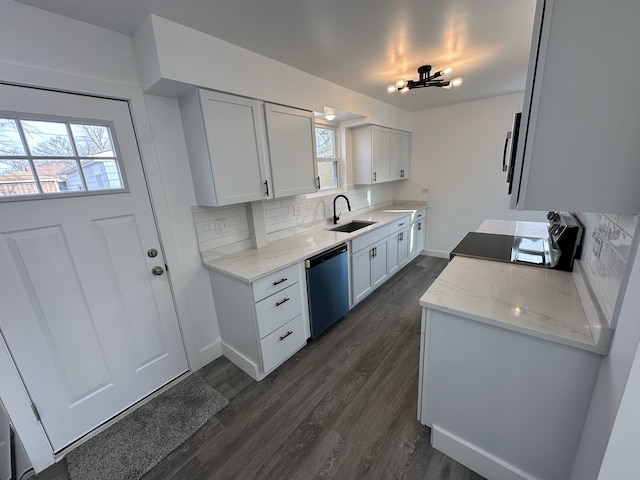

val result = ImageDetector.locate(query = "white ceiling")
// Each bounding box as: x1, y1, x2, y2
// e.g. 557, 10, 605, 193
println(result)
15, 0, 537, 112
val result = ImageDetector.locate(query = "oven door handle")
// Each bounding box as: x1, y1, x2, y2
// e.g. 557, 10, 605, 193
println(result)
502, 131, 512, 172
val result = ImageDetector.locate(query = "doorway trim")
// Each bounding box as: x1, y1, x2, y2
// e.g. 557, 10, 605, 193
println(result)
0, 62, 217, 472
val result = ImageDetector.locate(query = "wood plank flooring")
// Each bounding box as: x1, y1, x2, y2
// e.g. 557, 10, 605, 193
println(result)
38, 255, 484, 480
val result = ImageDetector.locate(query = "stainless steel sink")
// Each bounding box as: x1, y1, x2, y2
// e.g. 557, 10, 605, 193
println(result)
329, 220, 376, 233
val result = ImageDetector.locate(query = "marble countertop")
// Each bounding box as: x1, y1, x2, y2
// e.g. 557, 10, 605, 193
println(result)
202, 203, 426, 282
477, 219, 549, 238
420, 256, 607, 355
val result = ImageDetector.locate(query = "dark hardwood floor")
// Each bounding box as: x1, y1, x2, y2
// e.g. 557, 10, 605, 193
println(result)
38, 255, 484, 480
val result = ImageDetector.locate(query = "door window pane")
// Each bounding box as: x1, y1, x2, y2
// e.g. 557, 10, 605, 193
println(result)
71, 124, 113, 156
0, 119, 26, 155
81, 159, 123, 191
0, 159, 38, 196
21, 120, 74, 156
33, 160, 84, 193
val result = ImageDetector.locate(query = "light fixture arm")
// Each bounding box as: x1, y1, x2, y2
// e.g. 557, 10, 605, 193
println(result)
387, 65, 461, 93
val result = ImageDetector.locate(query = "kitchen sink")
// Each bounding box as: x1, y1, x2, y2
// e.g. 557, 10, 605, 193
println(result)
329, 220, 377, 233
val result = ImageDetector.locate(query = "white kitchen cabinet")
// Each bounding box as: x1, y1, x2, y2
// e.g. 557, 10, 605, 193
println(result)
352, 125, 411, 184
351, 227, 389, 305
264, 103, 319, 198
511, 0, 640, 213
208, 263, 307, 380
419, 307, 602, 480
386, 215, 412, 276
179, 89, 271, 206
409, 208, 426, 260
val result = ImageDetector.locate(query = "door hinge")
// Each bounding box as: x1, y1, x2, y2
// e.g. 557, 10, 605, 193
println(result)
31, 403, 41, 422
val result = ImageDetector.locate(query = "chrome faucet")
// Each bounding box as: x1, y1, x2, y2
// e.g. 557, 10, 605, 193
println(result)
332, 194, 351, 224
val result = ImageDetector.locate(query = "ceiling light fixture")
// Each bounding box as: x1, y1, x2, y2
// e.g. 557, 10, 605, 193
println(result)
387, 65, 462, 93
324, 113, 337, 121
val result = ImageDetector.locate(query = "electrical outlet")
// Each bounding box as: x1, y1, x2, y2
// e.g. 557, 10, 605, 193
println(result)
214, 219, 228, 234
293, 205, 301, 216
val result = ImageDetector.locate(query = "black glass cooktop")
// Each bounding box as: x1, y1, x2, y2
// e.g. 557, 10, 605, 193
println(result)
450, 232, 515, 262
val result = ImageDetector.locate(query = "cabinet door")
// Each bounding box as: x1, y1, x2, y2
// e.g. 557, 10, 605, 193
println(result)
371, 240, 388, 289
352, 247, 373, 304
397, 228, 410, 268
195, 90, 269, 206
389, 130, 402, 181
387, 233, 399, 276
411, 220, 426, 260
400, 132, 411, 179
264, 103, 318, 198
512, 0, 640, 213
371, 127, 391, 183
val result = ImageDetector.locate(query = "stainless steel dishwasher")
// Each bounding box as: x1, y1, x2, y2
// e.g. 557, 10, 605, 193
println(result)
305, 243, 350, 338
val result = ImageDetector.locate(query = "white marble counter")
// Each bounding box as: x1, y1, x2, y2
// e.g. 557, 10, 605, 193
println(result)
419, 256, 607, 354
202, 204, 426, 282
477, 219, 549, 238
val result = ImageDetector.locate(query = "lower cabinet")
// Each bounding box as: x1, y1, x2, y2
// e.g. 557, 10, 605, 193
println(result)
209, 263, 307, 380
409, 208, 426, 260
352, 238, 388, 305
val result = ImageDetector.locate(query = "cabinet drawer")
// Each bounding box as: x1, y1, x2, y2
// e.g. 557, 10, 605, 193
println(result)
388, 215, 411, 235
411, 208, 427, 223
351, 225, 389, 253
260, 315, 306, 373
252, 263, 300, 301
255, 283, 303, 339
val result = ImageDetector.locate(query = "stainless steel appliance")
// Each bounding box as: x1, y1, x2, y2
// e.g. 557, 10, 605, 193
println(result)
305, 244, 350, 338
450, 212, 583, 271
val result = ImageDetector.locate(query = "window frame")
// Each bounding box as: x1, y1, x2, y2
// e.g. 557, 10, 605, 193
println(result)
313, 121, 341, 193
0, 111, 129, 203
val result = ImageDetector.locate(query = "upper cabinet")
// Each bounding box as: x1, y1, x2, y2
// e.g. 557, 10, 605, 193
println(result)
264, 103, 319, 198
180, 89, 271, 206
352, 125, 411, 184
511, 0, 640, 213
180, 90, 318, 207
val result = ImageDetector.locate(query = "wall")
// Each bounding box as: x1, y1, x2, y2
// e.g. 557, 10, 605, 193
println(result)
575, 213, 638, 325
192, 183, 393, 256
570, 229, 640, 480
394, 93, 546, 257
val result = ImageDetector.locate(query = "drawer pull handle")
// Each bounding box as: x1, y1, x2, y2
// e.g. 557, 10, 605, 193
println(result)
398, 223, 405, 226
279, 331, 293, 341
275, 297, 290, 307
273, 278, 288, 286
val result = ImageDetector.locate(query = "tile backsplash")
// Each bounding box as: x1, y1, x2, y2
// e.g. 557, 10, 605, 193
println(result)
192, 183, 394, 255
576, 213, 638, 324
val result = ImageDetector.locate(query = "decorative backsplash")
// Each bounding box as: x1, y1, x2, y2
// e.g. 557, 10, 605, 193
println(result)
576, 213, 638, 323
192, 183, 394, 255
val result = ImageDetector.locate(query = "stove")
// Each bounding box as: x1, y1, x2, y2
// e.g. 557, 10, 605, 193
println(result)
450, 212, 583, 271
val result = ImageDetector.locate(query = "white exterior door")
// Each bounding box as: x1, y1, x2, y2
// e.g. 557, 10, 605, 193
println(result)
0, 84, 188, 452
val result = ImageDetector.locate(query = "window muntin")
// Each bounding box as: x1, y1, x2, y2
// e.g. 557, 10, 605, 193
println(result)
315, 126, 339, 190
0, 116, 126, 200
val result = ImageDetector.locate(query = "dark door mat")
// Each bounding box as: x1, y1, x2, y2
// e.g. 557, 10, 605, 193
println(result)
66, 373, 228, 480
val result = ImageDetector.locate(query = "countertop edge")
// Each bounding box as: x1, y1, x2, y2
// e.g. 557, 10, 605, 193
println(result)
419, 299, 608, 355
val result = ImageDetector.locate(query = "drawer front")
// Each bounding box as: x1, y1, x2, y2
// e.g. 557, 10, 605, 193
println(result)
412, 208, 427, 223
388, 215, 412, 235
255, 283, 303, 338
351, 225, 389, 253
252, 263, 300, 302
260, 315, 306, 373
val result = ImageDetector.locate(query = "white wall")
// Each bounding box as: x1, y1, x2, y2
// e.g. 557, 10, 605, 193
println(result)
570, 229, 640, 480
394, 93, 546, 257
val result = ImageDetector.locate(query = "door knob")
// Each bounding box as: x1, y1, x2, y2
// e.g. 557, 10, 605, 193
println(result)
151, 266, 165, 276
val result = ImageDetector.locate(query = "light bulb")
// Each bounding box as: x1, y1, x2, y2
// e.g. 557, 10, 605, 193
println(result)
451, 77, 463, 87
443, 67, 453, 75
324, 113, 337, 121
396, 79, 407, 88
442, 84, 452, 90
400, 86, 410, 93
387, 84, 397, 93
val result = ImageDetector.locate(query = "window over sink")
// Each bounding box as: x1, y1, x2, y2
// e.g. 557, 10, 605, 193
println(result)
315, 124, 339, 190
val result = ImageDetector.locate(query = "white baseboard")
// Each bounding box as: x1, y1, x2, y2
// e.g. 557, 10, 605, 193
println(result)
220, 343, 262, 380
423, 249, 450, 259
431, 425, 539, 480
198, 339, 223, 367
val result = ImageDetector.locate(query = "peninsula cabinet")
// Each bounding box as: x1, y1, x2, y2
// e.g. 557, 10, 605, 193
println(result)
179, 89, 318, 207
180, 89, 271, 206
351, 125, 411, 184
511, 0, 640, 213
209, 263, 307, 380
